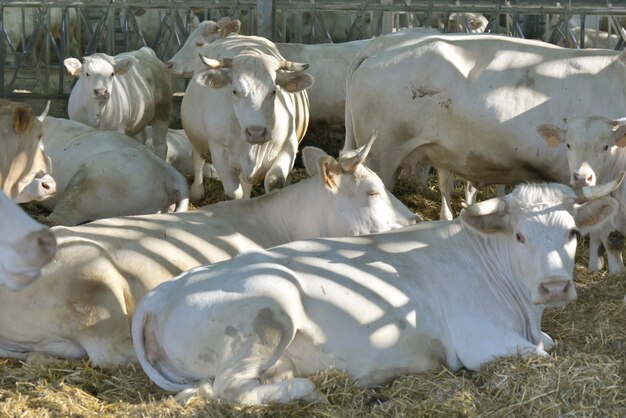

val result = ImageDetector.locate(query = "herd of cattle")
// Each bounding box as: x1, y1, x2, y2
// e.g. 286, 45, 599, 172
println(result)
3, 14, 626, 406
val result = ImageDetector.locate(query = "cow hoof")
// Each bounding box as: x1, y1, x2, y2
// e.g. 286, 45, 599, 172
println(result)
265, 173, 286, 193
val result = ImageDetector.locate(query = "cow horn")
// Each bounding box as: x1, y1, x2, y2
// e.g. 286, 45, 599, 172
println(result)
279, 60, 309, 72
576, 171, 625, 201
339, 130, 378, 172
199, 55, 232, 69
37, 100, 51, 122
466, 196, 507, 216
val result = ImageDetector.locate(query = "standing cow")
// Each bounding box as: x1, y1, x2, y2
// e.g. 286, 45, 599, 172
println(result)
537, 116, 626, 273
64, 47, 172, 160
0, 137, 418, 367
131, 181, 617, 405
0, 100, 56, 202
344, 33, 626, 220
36, 117, 189, 226
180, 34, 313, 201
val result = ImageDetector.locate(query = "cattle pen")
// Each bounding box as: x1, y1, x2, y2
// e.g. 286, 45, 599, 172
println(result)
5, 0, 626, 416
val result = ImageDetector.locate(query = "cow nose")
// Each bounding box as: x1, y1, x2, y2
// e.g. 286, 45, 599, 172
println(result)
94, 88, 109, 98
245, 126, 268, 144
573, 171, 594, 186
36, 229, 57, 262
538, 279, 573, 304
41, 175, 57, 195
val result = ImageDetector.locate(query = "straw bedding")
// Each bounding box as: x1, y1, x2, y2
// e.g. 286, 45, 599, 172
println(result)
12, 169, 626, 417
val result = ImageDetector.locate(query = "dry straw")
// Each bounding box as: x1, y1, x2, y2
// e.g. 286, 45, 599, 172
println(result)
11, 171, 626, 416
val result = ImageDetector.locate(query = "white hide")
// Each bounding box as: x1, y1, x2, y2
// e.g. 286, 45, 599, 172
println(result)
344, 33, 626, 221
0, 191, 56, 290
38, 117, 189, 226
131, 182, 616, 405
64, 47, 172, 160
0, 145, 417, 367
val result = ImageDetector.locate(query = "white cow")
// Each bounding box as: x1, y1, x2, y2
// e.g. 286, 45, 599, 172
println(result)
181, 34, 313, 202
37, 117, 189, 226
0, 191, 56, 290
344, 34, 626, 220
131, 181, 617, 405
64, 47, 172, 160
0, 138, 418, 367
0, 99, 56, 202
537, 116, 626, 273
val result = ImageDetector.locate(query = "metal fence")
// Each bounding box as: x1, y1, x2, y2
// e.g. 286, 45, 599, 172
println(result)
1, 0, 625, 98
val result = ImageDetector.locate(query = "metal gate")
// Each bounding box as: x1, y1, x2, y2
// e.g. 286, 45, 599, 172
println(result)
1, 0, 625, 98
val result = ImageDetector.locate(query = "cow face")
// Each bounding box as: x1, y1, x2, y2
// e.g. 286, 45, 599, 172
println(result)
0, 191, 56, 290
302, 131, 419, 236
0, 100, 54, 201
196, 54, 313, 144
166, 18, 241, 77
460, 183, 618, 307
538, 116, 626, 186
65, 54, 134, 106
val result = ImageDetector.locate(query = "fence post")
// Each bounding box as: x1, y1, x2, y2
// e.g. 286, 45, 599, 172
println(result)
257, 0, 274, 40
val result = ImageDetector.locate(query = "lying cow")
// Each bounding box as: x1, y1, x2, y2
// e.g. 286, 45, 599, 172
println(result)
37, 117, 189, 226
64, 47, 172, 160
538, 116, 626, 273
179, 34, 313, 202
0, 136, 418, 367
0, 191, 56, 290
0, 99, 56, 202
344, 33, 626, 220
131, 181, 617, 405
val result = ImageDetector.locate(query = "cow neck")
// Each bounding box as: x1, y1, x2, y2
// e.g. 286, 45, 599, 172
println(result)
459, 227, 544, 343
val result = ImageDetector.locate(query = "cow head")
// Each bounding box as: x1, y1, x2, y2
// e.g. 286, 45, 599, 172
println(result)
302, 130, 420, 236
196, 53, 313, 144
459, 180, 619, 307
0, 191, 56, 290
0, 100, 55, 201
538, 116, 626, 187
65, 53, 135, 106
166, 18, 242, 78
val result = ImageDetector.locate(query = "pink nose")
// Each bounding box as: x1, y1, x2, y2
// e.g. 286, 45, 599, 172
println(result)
573, 171, 594, 186
538, 280, 572, 303
245, 126, 268, 144
41, 176, 56, 196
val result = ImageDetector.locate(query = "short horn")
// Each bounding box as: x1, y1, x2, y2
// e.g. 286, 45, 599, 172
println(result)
339, 130, 378, 172
279, 60, 309, 72
37, 100, 51, 122
466, 196, 506, 216
577, 171, 625, 201
200, 55, 232, 69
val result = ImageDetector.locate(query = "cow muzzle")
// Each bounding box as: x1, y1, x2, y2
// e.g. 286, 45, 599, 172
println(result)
245, 126, 269, 144
93, 88, 110, 100
533, 278, 577, 307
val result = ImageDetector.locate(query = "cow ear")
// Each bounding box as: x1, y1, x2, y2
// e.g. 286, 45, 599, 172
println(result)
574, 196, 618, 235
63, 58, 82, 77
195, 68, 231, 88
318, 156, 341, 191
302, 146, 329, 176
612, 121, 626, 148
221, 20, 241, 37
114, 58, 134, 75
12, 103, 34, 135
276, 71, 314, 93
537, 123, 565, 148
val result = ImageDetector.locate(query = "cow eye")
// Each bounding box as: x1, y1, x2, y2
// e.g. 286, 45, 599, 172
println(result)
195, 41, 204, 47
565, 143, 571, 149
368, 190, 381, 197
515, 232, 526, 244
603, 145, 609, 151
110, 72, 115, 77
232, 89, 238, 97
85, 72, 90, 77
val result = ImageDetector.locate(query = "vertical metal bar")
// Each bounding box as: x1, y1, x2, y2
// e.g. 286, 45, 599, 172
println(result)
257, 0, 274, 41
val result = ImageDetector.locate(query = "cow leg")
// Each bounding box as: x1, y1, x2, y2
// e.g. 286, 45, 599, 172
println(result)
465, 181, 477, 205
150, 120, 169, 161
233, 378, 320, 405
605, 230, 625, 273
264, 141, 297, 194
437, 168, 455, 220
209, 143, 246, 199
190, 149, 206, 203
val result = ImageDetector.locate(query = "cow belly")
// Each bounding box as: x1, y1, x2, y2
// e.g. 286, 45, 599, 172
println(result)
0, 339, 87, 359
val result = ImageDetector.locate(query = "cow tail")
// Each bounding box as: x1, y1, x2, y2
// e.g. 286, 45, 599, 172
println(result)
131, 304, 195, 392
